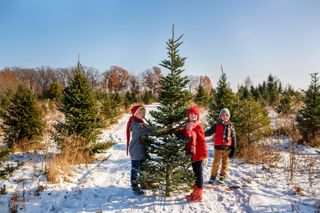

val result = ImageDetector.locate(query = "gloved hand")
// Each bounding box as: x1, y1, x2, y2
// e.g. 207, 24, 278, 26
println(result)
228, 148, 235, 158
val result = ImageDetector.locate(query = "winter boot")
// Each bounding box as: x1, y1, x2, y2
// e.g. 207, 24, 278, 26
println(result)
218, 176, 226, 184
208, 176, 216, 184
185, 185, 197, 199
187, 187, 203, 202
187, 187, 203, 203
132, 185, 144, 195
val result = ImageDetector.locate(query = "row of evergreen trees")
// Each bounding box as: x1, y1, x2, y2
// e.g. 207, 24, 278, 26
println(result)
0, 26, 319, 196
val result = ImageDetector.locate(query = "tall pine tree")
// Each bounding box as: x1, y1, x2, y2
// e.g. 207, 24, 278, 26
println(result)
54, 61, 101, 148
1, 84, 44, 148
296, 73, 320, 146
194, 84, 209, 107
233, 98, 271, 151
207, 67, 235, 124
140, 26, 193, 196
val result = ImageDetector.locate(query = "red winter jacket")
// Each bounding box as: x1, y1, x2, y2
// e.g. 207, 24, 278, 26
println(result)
184, 124, 208, 162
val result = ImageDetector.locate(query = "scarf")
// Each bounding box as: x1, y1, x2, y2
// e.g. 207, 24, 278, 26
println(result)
220, 120, 232, 143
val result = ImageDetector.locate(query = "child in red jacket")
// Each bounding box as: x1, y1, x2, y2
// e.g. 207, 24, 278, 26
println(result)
184, 105, 208, 202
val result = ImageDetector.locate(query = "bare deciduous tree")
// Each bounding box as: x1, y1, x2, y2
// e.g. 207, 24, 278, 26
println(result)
200, 75, 213, 95
142, 66, 162, 95
103, 66, 129, 93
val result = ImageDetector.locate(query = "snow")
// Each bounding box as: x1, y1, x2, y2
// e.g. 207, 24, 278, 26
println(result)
0, 103, 319, 212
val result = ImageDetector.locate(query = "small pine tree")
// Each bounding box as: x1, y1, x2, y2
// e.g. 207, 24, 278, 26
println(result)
266, 74, 280, 106
54, 61, 102, 148
296, 73, 320, 146
142, 90, 153, 104
42, 82, 63, 101
100, 93, 121, 126
140, 26, 193, 196
1, 84, 44, 148
0, 90, 14, 118
276, 93, 292, 115
207, 67, 235, 124
233, 98, 271, 152
194, 84, 209, 107
237, 85, 251, 100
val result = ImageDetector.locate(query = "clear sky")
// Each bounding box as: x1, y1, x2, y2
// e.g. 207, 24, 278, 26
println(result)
1, 0, 320, 90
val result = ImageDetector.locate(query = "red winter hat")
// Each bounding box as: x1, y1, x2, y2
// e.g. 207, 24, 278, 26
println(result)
187, 105, 201, 121
130, 105, 145, 116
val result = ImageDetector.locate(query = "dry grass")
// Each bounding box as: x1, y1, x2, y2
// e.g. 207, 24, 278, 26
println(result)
9, 190, 19, 213
47, 135, 94, 183
11, 138, 46, 153
47, 155, 72, 183
238, 141, 281, 166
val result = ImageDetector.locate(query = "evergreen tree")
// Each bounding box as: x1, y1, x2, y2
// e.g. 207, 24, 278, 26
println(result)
296, 73, 320, 146
142, 90, 153, 104
100, 92, 121, 126
207, 67, 235, 124
194, 84, 209, 107
42, 82, 63, 101
233, 98, 271, 151
276, 93, 292, 115
140, 26, 193, 196
1, 84, 44, 148
266, 74, 280, 106
237, 85, 251, 100
124, 91, 134, 110
0, 90, 14, 118
54, 61, 101, 147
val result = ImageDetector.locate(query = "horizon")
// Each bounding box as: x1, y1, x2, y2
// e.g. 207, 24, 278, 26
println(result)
1, 0, 320, 91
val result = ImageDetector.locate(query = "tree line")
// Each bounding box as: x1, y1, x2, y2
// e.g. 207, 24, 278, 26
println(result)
0, 28, 319, 195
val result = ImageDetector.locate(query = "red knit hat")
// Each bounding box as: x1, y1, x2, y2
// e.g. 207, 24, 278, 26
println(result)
126, 105, 145, 156
187, 105, 201, 121
130, 105, 145, 116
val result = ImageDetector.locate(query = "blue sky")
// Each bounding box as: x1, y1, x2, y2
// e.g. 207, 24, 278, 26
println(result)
1, 0, 320, 90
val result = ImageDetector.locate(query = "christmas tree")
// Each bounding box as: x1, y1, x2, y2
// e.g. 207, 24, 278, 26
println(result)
232, 98, 271, 151
296, 73, 320, 146
194, 84, 209, 107
1, 84, 44, 148
207, 67, 235, 124
140, 26, 193, 196
54, 60, 102, 148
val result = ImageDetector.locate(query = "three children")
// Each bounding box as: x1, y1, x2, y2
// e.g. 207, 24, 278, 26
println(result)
126, 104, 236, 200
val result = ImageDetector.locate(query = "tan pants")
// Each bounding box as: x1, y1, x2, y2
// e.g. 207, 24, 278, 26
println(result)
211, 149, 230, 177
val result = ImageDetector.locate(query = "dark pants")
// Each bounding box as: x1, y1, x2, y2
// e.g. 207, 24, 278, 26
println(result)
131, 160, 144, 187
192, 160, 203, 188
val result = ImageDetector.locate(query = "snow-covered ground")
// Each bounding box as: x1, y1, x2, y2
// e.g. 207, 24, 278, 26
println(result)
0, 103, 319, 212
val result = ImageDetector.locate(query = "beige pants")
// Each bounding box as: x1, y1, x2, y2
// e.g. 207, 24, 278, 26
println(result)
211, 149, 231, 177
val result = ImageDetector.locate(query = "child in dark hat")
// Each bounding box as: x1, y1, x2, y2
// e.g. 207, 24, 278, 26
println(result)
126, 105, 154, 195
205, 108, 236, 184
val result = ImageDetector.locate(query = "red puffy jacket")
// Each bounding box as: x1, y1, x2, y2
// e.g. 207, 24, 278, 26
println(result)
184, 124, 208, 162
